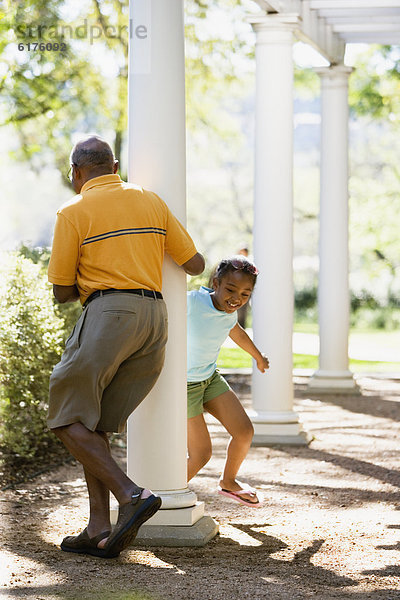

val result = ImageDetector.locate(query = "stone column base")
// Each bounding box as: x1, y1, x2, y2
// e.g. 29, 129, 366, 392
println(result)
152, 488, 197, 510
133, 516, 219, 547
308, 370, 361, 395
248, 410, 311, 446
110, 500, 219, 547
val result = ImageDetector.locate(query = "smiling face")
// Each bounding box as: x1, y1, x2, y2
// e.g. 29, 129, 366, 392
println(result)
211, 270, 255, 313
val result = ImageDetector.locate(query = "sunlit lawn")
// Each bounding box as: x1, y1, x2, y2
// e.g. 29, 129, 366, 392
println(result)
294, 323, 400, 350
217, 347, 400, 373
217, 325, 400, 372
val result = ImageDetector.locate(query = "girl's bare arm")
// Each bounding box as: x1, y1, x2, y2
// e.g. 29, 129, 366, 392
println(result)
228, 323, 269, 373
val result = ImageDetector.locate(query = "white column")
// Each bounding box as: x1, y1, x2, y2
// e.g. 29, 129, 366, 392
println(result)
123, 0, 218, 545
248, 15, 308, 445
308, 65, 359, 394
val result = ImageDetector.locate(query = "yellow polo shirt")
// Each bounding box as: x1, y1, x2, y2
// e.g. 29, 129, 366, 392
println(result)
48, 175, 197, 303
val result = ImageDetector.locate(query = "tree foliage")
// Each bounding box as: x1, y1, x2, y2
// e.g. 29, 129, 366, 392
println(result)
349, 45, 400, 122
0, 0, 128, 178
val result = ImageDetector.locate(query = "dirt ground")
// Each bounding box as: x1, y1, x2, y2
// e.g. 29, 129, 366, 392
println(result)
1, 374, 400, 600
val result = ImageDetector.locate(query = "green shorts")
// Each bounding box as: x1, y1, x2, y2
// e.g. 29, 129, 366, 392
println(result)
187, 370, 231, 419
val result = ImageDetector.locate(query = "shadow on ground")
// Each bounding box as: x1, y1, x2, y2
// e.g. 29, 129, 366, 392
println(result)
2, 522, 358, 600
3, 525, 400, 600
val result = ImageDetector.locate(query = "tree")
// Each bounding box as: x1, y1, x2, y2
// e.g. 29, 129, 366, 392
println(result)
346, 45, 400, 310
0, 0, 127, 178
349, 45, 400, 123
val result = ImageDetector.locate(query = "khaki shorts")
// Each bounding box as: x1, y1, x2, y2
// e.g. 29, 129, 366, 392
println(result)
187, 370, 230, 419
48, 293, 168, 433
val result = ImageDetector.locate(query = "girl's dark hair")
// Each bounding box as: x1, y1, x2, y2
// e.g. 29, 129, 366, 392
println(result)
214, 255, 259, 285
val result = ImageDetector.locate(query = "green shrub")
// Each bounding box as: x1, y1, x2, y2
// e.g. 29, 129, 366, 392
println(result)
0, 252, 67, 470
54, 299, 82, 344
18, 243, 82, 343
187, 269, 213, 291
18, 244, 51, 269
350, 306, 400, 330
351, 289, 380, 312
295, 287, 317, 310
294, 285, 400, 330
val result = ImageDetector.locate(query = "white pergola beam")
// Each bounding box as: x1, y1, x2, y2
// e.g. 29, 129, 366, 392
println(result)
318, 8, 400, 18
253, 0, 275, 10
253, 0, 282, 11
325, 15, 400, 25
254, 0, 301, 11
341, 32, 400, 42
299, 0, 345, 63
251, 0, 400, 63
334, 22, 400, 32
310, 0, 400, 9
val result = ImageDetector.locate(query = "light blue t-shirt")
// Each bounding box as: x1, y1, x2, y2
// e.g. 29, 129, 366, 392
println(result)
187, 286, 237, 382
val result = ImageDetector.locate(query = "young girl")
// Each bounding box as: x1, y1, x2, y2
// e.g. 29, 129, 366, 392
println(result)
187, 255, 269, 507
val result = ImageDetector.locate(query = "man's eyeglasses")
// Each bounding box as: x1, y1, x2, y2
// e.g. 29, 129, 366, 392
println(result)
67, 163, 77, 181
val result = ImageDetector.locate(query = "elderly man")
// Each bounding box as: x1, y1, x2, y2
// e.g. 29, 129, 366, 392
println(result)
47, 135, 204, 559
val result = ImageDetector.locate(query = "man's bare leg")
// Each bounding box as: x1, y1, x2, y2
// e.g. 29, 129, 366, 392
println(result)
84, 432, 111, 539
84, 466, 111, 536
54, 423, 152, 547
54, 422, 138, 503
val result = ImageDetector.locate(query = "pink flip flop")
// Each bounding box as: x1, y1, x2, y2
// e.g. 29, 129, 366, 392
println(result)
218, 486, 263, 508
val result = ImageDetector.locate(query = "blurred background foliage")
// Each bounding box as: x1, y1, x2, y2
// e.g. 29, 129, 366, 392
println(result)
1, 1, 399, 316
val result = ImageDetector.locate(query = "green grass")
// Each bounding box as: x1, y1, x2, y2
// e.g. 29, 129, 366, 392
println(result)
293, 323, 319, 334
217, 346, 400, 373
217, 347, 253, 369
294, 322, 400, 348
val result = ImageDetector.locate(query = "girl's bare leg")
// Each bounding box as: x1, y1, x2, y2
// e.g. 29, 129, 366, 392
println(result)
205, 390, 256, 503
187, 413, 212, 482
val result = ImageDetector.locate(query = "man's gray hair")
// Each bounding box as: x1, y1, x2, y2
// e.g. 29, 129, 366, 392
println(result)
70, 135, 115, 172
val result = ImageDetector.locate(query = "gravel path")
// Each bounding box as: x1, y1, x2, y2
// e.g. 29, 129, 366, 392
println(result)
1, 374, 400, 600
